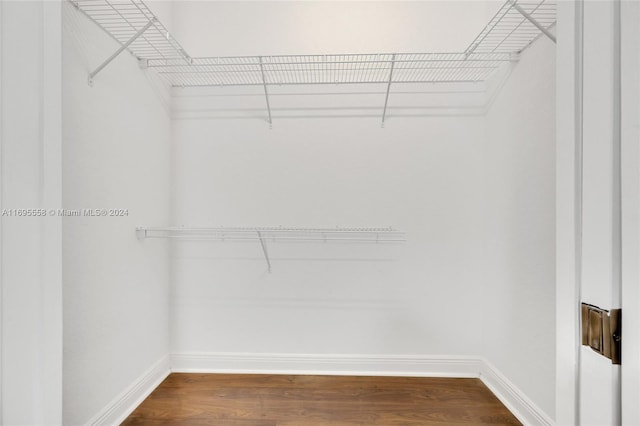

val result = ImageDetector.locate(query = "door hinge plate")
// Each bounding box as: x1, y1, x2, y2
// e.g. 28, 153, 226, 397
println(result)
581, 303, 621, 365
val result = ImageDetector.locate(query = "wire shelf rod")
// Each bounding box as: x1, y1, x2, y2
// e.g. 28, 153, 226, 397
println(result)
147, 59, 514, 69
155, 66, 503, 75
138, 226, 404, 233
146, 54, 515, 65
153, 80, 498, 88
139, 236, 407, 243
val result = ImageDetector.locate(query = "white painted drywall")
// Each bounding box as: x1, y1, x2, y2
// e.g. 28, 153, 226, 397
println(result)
483, 34, 556, 419
167, 0, 497, 360
170, 1, 494, 56
171, 113, 486, 356
146, 1, 174, 34
62, 3, 172, 424
168, 1, 557, 419
0, 1, 63, 424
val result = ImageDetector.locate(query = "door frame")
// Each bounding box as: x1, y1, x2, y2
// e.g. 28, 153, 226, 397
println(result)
556, 0, 640, 424
620, 1, 640, 424
556, 0, 582, 423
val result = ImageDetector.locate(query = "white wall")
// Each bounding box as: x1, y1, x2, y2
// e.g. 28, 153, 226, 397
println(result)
171, 1, 494, 56
171, 114, 486, 357
146, 1, 174, 34
483, 34, 556, 419
62, 3, 172, 424
168, 0, 495, 361
168, 4, 557, 421
0, 1, 63, 424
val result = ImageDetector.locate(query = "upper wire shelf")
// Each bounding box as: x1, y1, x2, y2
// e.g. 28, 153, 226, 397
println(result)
70, 0, 190, 63
466, 0, 557, 55
70, 0, 556, 124
146, 52, 515, 87
71, 0, 555, 87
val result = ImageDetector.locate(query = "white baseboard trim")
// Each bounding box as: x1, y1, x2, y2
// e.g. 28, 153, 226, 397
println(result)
479, 359, 554, 426
170, 352, 482, 378
86, 355, 170, 426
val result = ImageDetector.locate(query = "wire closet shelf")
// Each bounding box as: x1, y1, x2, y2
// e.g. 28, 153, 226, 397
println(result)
71, 0, 553, 268
136, 227, 407, 272
136, 227, 406, 243
70, 0, 190, 62
71, 0, 556, 88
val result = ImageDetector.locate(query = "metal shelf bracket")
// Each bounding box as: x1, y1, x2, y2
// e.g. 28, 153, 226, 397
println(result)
257, 231, 272, 273
258, 57, 273, 128
508, 0, 556, 44
88, 17, 157, 86
381, 54, 396, 128
135, 227, 147, 239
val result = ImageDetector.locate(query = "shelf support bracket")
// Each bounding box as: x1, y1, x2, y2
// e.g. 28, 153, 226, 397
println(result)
508, 0, 556, 44
88, 18, 157, 86
381, 54, 396, 128
257, 231, 272, 273
258, 57, 273, 128
135, 227, 147, 239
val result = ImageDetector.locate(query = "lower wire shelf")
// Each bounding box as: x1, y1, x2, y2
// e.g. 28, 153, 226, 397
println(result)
136, 226, 406, 273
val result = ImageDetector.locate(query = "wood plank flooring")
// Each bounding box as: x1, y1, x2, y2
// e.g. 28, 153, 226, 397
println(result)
122, 373, 521, 425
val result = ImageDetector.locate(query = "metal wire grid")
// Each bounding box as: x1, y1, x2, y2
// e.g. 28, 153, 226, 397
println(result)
70, 0, 554, 87
466, 0, 557, 54
71, 0, 190, 62
145, 53, 514, 87
137, 226, 406, 243
136, 226, 405, 272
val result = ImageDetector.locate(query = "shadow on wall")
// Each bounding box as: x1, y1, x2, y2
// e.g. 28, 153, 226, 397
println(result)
169, 66, 515, 123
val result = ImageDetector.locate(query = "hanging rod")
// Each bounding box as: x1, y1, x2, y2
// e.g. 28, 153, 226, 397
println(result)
136, 226, 406, 273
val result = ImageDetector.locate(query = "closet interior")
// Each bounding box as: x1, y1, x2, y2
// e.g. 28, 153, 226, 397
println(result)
59, 0, 557, 424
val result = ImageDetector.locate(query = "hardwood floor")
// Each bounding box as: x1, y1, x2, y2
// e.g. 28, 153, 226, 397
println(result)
122, 373, 521, 425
